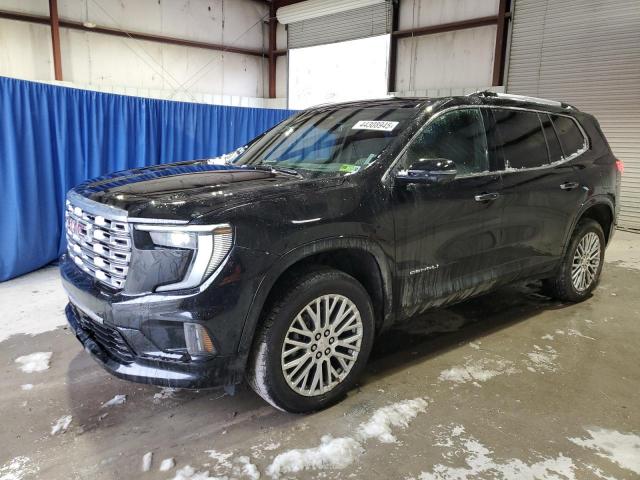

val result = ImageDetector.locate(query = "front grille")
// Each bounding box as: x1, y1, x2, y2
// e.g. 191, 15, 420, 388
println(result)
65, 198, 131, 289
75, 307, 135, 364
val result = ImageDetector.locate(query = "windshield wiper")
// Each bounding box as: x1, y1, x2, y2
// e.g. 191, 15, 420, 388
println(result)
247, 164, 302, 177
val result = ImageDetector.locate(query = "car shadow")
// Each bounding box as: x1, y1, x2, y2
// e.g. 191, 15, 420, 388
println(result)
364, 280, 571, 381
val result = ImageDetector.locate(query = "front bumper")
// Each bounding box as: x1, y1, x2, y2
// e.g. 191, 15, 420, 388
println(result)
65, 303, 244, 388
60, 250, 264, 389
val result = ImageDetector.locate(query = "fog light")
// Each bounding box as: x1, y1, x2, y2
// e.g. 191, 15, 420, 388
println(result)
184, 323, 215, 356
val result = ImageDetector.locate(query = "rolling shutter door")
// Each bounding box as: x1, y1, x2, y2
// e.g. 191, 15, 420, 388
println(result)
506, 0, 640, 230
279, 0, 393, 49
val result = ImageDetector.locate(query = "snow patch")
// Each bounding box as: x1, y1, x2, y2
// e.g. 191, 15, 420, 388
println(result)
566, 329, 595, 341
357, 397, 428, 443
15, 352, 52, 373
169, 465, 218, 480
411, 424, 576, 480
0, 456, 38, 480
569, 427, 640, 475
541, 334, 554, 341
20, 384, 34, 391
101, 394, 127, 408
439, 358, 516, 384
266, 435, 362, 478
153, 387, 178, 403
267, 398, 428, 478
142, 452, 153, 472
205, 450, 233, 470
51, 415, 72, 435
159, 458, 176, 472
524, 346, 558, 373
236, 456, 260, 480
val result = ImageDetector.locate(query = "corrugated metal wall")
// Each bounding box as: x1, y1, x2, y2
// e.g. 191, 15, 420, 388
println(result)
506, 0, 640, 230
288, 1, 392, 49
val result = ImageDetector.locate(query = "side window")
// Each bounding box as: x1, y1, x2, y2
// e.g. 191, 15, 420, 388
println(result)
492, 109, 549, 169
404, 108, 489, 175
540, 114, 564, 163
552, 115, 586, 157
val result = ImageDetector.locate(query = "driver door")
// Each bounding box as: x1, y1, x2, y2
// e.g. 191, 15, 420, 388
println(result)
391, 107, 504, 318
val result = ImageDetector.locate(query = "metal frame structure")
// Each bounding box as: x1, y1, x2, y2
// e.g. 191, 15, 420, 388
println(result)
1, 0, 512, 96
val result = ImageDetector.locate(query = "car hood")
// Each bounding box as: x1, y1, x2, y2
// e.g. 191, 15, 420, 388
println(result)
72, 160, 344, 221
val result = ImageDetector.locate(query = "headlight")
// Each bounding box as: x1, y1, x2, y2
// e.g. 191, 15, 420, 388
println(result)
136, 223, 233, 291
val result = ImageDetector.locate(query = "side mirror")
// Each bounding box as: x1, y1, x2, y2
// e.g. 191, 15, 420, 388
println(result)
395, 158, 457, 185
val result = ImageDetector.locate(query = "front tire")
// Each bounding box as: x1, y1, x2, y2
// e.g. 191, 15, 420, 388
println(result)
544, 218, 605, 302
247, 267, 375, 413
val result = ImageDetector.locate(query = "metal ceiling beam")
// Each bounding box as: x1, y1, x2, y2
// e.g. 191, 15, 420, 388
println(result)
0, 9, 267, 57
392, 14, 504, 39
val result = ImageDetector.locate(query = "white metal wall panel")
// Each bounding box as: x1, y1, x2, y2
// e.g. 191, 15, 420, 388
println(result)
287, 1, 392, 49
506, 0, 640, 230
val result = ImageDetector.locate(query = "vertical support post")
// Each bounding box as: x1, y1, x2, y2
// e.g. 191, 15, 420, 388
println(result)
49, 0, 63, 80
268, 2, 277, 98
387, 0, 400, 93
492, 0, 509, 86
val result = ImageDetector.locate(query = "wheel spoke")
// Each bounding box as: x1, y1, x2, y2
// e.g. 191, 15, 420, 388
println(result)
281, 293, 364, 397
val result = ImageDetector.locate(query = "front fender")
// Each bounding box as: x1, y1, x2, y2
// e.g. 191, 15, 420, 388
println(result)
235, 236, 394, 357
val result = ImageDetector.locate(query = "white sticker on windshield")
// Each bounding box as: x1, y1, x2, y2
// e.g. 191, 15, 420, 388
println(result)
352, 120, 399, 132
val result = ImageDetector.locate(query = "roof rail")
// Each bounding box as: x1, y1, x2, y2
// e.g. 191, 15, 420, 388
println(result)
470, 91, 578, 110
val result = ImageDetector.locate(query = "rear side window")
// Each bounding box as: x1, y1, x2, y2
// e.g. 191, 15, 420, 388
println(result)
552, 115, 586, 157
492, 109, 549, 169
540, 114, 564, 163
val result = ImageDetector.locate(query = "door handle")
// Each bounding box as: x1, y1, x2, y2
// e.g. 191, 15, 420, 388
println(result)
474, 192, 500, 202
560, 182, 579, 191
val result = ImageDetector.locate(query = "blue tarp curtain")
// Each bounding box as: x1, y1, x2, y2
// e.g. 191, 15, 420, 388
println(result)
0, 76, 295, 281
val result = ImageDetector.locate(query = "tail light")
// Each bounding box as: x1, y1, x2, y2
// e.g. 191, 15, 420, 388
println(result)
615, 159, 624, 174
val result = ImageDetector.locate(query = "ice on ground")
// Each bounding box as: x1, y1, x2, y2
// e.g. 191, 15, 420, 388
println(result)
439, 358, 517, 384
20, 384, 34, 391
266, 435, 363, 478
236, 456, 260, 480
142, 452, 153, 472
15, 352, 52, 373
170, 465, 219, 480
0, 456, 38, 480
412, 424, 576, 480
251, 442, 281, 459
469, 342, 481, 350
160, 458, 176, 472
525, 346, 558, 373
267, 398, 429, 478
357, 397, 428, 443
101, 394, 127, 408
153, 387, 178, 403
51, 415, 72, 435
205, 450, 233, 470
569, 427, 640, 474
566, 329, 595, 340
541, 334, 554, 341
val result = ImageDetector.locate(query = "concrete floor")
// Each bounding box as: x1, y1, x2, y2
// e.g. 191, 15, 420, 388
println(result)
1, 232, 639, 480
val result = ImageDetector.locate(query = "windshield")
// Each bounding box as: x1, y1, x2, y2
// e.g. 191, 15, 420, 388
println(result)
232, 105, 420, 176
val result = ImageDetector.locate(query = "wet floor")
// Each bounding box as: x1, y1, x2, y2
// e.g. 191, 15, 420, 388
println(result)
1, 232, 639, 479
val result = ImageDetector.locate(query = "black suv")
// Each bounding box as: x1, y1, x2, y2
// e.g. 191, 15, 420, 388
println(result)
60, 92, 621, 412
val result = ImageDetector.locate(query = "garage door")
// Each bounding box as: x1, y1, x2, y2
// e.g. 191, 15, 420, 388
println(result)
506, 0, 640, 230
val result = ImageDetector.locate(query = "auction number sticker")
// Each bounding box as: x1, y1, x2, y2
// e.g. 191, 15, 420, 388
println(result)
352, 120, 399, 132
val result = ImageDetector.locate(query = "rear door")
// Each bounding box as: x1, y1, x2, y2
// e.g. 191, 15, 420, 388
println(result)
391, 107, 504, 317
487, 107, 588, 277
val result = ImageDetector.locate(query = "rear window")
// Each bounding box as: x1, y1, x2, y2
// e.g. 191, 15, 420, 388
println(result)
492, 109, 549, 169
551, 115, 586, 157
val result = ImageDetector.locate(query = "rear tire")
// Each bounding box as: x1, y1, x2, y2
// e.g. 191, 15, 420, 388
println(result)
246, 267, 375, 413
543, 218, 605, 302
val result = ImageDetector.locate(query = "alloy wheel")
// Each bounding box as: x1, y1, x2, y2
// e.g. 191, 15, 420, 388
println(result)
571, 231, 601, 292
281, 294, 363, 396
